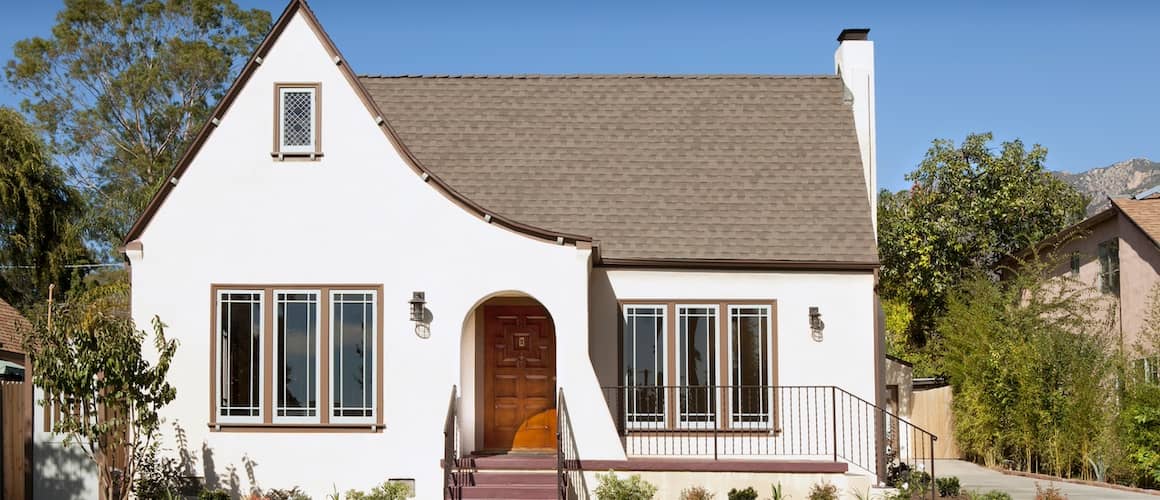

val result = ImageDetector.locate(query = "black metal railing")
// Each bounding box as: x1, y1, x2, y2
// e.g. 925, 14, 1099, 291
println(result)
443, 385, 464, 500
601, 385, 937, 498
557, 389, 587, 500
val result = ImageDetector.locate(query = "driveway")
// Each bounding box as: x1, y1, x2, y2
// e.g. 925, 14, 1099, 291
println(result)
936, 460, 1158, 500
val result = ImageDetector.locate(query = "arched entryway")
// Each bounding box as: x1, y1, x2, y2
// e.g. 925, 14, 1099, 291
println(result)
463, 293, 557, 453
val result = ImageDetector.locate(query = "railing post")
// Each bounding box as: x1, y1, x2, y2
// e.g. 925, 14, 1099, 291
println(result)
831, 386, 837, 463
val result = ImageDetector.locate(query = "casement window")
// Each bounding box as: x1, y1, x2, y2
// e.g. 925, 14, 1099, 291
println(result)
217, 291, 263, 422
212, 285, 382, 430
620, 300, 778, 431
728, 305, 772, 428
1069, 253, 1081, 276
274, 83, 321, 157
331, 291, 377, 423
274, 291, 320, 421
1098, 239, 1120, 295
677, 305, 717, 427
622, 305, 666, 427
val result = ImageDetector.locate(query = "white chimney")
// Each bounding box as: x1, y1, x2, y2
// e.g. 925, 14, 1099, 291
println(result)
835, 28, 877, 234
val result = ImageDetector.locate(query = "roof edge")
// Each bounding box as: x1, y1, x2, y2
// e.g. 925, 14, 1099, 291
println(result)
597, 257, 879, 272
1111, 198, 1160, 250
123, 0, 593, 249
1008, 203, 1119, 264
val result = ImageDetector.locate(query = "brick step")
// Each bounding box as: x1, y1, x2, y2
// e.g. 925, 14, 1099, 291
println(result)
470, 471, 557, 485
454, 484, 557, 499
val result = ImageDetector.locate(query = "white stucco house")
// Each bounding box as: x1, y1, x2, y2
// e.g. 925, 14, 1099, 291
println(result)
33, 1, 939, 498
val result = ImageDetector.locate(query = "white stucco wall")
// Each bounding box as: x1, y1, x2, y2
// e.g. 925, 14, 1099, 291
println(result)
32, 387, 99, 500
125, 11, 611, 498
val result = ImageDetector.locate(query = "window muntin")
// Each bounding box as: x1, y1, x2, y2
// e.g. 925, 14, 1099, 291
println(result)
1098, 239, 1120, 295
274, 291, 320, 422
217, 291, 263, 422
331, 291, 376, 422
278, 86, 317, 153
729, 305, 771, 427
623, 305, 666, 427
677, 305, 717, 427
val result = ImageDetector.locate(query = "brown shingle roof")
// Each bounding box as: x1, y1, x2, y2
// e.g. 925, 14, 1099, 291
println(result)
0, 298, 29, 354
360, 74, 878, 265
1113, 197, 1160, 248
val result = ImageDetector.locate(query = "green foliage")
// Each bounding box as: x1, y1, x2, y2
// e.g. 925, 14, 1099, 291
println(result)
132, 442, 197, 499
5, 0, 271, 255
679, 485, 715, 500
264, 487, 311, 500
198, 490, 230, 500
23, 283, 177, 500
935, 476, 961, 497
0, 106, 87, 307
769, 482, 785, 500
594, 471, 657, 500
878, 133, 1087, 358
1034, 483, 1066, 500
343, 479, 412, 500
726, 486, 757, 500
940, 262, 1116, 478
965, 491, 1013, 500
806, 481, 837, 500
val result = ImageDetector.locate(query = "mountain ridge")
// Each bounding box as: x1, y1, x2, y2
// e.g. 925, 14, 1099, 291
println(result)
1055, 158, 1160, 215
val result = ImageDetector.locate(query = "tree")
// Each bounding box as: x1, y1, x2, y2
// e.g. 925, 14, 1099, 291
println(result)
0, 106, 87, 307
878, 133, 1087, 355
5, 0, 271, 255
23, 283, 177, 500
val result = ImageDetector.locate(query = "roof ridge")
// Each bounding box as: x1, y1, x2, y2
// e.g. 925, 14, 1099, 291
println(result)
357, 73, 839, 80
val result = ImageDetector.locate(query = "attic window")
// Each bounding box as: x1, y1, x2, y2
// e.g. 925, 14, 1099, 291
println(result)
274, 83, 321, 158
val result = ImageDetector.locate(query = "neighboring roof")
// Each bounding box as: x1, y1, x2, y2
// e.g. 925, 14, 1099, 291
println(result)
125, 0, 879, 269
0, 297, 29, 354
361, 75, 878, 265
885, 353, 914, 368
1112, 197, 1160, 249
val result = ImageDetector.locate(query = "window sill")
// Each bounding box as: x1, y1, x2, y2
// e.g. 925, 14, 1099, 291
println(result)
270, 151, 324, 161
208, 422, 381, 433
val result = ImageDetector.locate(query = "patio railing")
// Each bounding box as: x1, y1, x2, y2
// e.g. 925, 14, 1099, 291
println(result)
442, 385, 464, 500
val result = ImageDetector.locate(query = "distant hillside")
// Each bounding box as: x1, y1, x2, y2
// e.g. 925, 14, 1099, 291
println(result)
1056, 158, 1160, 215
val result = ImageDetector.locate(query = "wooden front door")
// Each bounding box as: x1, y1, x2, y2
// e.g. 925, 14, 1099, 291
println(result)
483, 305, 557, 451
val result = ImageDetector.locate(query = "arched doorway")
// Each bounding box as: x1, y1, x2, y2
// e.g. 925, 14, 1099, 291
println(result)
467, 294, 558, 453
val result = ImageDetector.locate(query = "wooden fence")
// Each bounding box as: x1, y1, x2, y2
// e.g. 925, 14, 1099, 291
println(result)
1, 380, 29, 499
909, 385, 961, 459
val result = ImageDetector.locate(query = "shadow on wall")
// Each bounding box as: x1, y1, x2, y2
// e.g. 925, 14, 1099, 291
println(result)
33, 441, 95, 500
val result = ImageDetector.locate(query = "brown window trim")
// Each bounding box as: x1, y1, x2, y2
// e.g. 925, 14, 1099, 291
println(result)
618, 299, 780, 433
272, 82, 323, 160
209, 284, 384, 433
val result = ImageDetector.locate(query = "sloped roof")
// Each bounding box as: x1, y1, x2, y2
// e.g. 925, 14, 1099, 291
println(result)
1113, 197, 1160, 248
361, 75, 878, 265
0, 298, 29, 354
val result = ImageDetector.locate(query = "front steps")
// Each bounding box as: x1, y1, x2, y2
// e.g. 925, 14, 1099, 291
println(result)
449, 455, 558, 499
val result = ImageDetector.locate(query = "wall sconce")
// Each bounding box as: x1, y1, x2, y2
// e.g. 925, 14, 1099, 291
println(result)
809, 306, 825, 342
410, 292, 430, 339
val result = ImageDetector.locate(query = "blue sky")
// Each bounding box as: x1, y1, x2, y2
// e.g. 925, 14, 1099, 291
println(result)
2, 1, 1158, 191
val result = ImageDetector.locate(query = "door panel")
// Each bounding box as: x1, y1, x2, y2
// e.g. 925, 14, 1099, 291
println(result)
483, 306, 557, 451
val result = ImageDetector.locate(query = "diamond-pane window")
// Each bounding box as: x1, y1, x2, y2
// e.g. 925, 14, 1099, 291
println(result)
279, 87, 316, 153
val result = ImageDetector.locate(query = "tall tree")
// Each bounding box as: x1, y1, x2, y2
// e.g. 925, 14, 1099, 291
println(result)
0, 106, 86, 307
5, 0, 271, 255
878, 133, 1087, 352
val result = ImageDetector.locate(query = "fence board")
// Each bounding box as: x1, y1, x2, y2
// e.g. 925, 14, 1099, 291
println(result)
910, 385, 961, 459
1, 380, 28, 500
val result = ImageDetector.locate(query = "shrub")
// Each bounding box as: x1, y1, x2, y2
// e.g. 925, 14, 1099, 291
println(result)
594, 471, 657, 500
198, 490, 230, 500
680, 485, 715, 500
807, 481, 838, 500
935, 476, 961, 497
132, 444, 198, 499
344, 479, 413, 500
726, 486, 757, 500
266, 487, 311, 500
1034, 483, 1066, 500
965, 491, 1013, 500
770, 482, 785, 500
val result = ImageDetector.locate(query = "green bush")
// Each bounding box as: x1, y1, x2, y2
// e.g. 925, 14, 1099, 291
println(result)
344, 479, 413, 500
132, 444, 198, 499
594, 471, 657, 500
726, 486, 757, 500
807, 481, 838, 500
965, 491, 1013, 500
679, 485, 715, 500
769, 482, 785, 500
198, 490, 230, 500
935, 476, 961, 497
266, 487, 312, 500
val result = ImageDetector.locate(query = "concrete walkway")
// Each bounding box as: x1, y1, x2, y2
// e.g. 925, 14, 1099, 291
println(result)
936, 460, 1158, 500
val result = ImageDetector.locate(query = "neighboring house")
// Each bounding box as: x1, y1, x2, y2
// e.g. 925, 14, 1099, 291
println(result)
0, 297, 28, 379
1025, 188, 1160, 379
34, 1, 928, 498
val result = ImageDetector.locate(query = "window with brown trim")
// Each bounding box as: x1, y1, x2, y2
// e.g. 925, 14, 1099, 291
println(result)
211, 285, 383, 431
619, 300, 778, 431
273, 83, 322, 159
